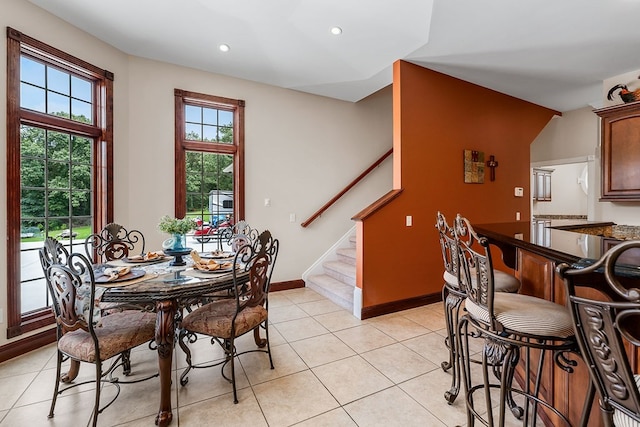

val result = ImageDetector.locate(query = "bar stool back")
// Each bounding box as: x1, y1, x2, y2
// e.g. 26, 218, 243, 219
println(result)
558, 239, 640, 427
455, 214, 580, 427
437, 211, 521, 405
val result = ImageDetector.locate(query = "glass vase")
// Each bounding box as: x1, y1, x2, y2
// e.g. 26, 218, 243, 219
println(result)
171, 233, 186, 250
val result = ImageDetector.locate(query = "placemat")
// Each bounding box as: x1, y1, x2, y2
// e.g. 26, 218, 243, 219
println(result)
97, 272, 159, 288
108, 257, 170, 267
183, 268, 234, 279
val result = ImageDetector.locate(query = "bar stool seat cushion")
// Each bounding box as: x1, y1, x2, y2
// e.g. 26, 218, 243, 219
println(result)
444, 269, 520, 293
464, 292, 575, 338
612, 374, 640, 427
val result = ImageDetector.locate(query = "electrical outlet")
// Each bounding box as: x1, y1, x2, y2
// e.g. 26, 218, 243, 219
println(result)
514, 187, 524, 197
406, 215, 412, 226
516, 212, 521, 221
289, 213, 296, 222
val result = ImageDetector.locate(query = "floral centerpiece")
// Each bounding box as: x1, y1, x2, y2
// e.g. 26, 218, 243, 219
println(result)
158, 215, 196, 252
158, 215, 197, 235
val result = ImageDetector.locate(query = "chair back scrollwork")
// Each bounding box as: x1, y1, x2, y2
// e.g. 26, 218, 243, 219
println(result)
40, 241, 98, 337
557, 240, 640, 426
454, 214, 501, 331
233, 229, 279, 310
436, 211, 459, 283
85, 223, 145, 263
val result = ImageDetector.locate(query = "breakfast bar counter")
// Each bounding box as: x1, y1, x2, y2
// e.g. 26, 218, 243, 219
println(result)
472, 219, 639, 427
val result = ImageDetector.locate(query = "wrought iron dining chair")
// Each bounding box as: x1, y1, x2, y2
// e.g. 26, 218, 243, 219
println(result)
178, 229, 279, 403
40, 238, 158, 427
557, 239, 640, 427
84, 222, 145, 263
436, 211, 521, 406
455, 214, 581, 427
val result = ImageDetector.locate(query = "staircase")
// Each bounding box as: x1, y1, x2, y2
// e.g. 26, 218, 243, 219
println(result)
304, 231, 359, 316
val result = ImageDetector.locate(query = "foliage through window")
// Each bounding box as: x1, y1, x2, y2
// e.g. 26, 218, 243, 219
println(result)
6, 28, 113, 339
174, 90, 244, 252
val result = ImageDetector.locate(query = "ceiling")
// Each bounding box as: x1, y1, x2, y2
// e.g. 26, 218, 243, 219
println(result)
28, 0, 640, 112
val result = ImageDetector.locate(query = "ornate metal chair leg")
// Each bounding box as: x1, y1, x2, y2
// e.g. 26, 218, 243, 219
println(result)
48, 351, 63, 418
503, 347, 524, 419
178, 331, 194, 386
441, 285, 454, 372
121, 350, 132, 376
92, 362, 101, 427
443, 287, 464, 404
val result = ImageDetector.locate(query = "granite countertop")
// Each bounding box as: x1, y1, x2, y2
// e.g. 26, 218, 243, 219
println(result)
473, 220, 632, 266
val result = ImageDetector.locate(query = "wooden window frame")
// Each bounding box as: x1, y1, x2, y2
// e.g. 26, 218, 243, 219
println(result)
174, 89, 245, 220
6, 27, 113, 338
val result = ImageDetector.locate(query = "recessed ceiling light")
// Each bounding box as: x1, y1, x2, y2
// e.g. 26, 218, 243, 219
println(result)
330, 26, 342, 35
219, 44, 230, 52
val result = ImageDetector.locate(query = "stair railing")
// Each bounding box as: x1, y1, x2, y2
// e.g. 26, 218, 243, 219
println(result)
300, 148, 392, 228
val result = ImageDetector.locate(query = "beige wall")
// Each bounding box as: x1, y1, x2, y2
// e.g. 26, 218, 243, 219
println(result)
530, 107, 598, 163
1, 0, 392, 347
531, 104, 640, 225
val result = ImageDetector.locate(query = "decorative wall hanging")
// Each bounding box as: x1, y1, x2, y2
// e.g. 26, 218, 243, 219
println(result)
464, 149, 484, 184
486, 155, 498, 181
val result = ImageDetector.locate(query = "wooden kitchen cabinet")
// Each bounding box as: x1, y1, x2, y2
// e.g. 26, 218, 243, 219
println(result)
595, 101, 640, 201
533, 168, 553, 201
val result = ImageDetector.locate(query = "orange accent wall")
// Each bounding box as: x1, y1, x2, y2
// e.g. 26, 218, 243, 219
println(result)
357, 61, 559, 310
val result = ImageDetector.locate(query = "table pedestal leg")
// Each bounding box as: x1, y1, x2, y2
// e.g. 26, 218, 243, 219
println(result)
155, 300, 176, 427
253, 326, 266, 348
61, 359, 80, 383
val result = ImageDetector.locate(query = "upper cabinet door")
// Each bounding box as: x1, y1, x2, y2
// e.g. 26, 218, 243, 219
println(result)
533, 168, 553, 201
595, 102, 640, 201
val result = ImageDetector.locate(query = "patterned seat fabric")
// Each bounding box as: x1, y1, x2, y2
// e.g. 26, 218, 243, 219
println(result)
181, 300, 267, 339
58, 311, 156, 362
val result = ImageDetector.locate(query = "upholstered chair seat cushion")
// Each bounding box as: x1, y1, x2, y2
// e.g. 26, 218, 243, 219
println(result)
181, 300, 267, 339
464, 292, 575, 338
58, 311, 156, 363
444, 269, 520, 293
612, 374, 640, 427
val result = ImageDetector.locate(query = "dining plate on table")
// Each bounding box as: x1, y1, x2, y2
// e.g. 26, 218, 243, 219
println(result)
94, 267, 146, 283
200, 251, 235, 260
192, 266, 234, 274
122, 254, 168, 264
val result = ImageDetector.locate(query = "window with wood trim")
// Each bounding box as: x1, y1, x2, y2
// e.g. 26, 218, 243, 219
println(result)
174, 89, 244, 251
6, 28, 113, 339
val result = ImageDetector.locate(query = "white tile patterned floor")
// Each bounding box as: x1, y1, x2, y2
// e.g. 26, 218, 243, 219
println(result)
0, 288, 529, 426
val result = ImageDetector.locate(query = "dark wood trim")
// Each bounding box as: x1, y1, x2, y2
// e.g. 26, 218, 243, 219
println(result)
301, 148, 393, 228
6, 32, 22, 336
174, 93, 186, 218
360, 292, 442, 319
271, 279, 305, 292
0, 328, 56, 364
6, 29, 113, 340
7, 309, 55, 339
7, 27, 114, 81
173, 89, 245, 221
352, 188, 403, 222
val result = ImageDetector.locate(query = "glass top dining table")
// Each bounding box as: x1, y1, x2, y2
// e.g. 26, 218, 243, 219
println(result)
80, 254, 249, 426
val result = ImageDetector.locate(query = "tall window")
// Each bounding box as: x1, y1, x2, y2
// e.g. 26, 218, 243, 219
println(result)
174, 90, 244, 252
6, 28, 113, 338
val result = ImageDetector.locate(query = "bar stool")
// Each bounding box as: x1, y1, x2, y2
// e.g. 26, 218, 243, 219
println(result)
436, 212, 521, 407
454, 214, 580, 427
558, 240, 640, 427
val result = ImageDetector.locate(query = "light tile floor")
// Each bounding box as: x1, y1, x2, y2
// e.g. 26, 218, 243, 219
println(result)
0, 288, 529, 427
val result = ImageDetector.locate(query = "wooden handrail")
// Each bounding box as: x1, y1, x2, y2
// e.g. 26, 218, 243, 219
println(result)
301, 148, 393, 228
